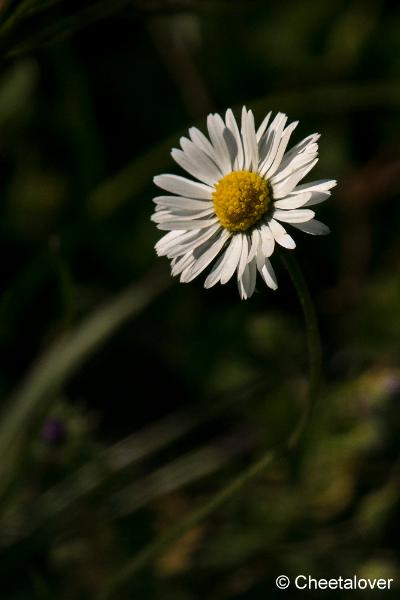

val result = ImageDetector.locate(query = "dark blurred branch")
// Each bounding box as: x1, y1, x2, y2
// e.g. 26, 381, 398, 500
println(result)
0, 0, 243, 59
147, 15, 215, 119
0, 0, 135, 59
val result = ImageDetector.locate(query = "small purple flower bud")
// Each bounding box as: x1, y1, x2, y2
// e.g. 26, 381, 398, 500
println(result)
41, 418, 67, 445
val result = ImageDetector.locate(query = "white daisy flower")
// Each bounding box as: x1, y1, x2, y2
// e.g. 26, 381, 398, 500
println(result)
152, 107, 336, 299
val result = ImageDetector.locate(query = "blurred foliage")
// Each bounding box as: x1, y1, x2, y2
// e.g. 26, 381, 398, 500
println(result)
0, 0, 400, 598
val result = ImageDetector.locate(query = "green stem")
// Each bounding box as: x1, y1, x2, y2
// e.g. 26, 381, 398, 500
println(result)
279, 249, 322, 447
99, 251, 322, 600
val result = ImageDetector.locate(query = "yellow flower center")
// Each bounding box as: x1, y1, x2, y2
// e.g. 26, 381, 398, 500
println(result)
213, 171, 270, 232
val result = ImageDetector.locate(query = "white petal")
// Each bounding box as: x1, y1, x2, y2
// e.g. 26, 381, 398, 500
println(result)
189, 126, 216, 161
181, 229, 230, 283
247, 258, 257, 296
204, 250, 227, 288
154, 174, 214, 199
271, 136, 319, 182
171, 252, 196, 276
271, 150, 318, 185
207, 113, 232, 174
225, 108, 244, 170
167, 224, 222, 257
155, 230, 185, 256
256, 249, 278, 290
289, 219, 330, 235
237, 232, 249, 278
262, 121, 298, 178
268, 218, 296, 249
256, 111, 272, 142
176, 140, 222, 185
291, 179, 337, 194
156, 217, 218, 231
237, 271, 247, 300
271, 158, 319, 199
303, 191, 331, 207
248, 228, 260, 262
153, 196, 213, 210
238, 258, 257, 300
273, 192, 312, 209
258, 113, 287, 172
259, 223, 275, 257
152, 207, 214, 221
273, 208, 315, 224
280, 134, 320, 166
220, 234, 243, 284
222, 128, 239, 172
242, 109, 258, 171
241, 107, 251, 171
164, 229, 204, 256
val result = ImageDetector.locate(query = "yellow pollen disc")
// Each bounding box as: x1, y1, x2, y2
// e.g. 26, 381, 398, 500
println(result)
213, 171, 271, 232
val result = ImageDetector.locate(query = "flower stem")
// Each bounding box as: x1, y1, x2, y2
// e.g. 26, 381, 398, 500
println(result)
278, 249, 322, 447
99, 252, 322, 599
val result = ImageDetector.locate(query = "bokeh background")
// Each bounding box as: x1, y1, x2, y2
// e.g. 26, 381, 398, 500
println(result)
0, 0, 400, 597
